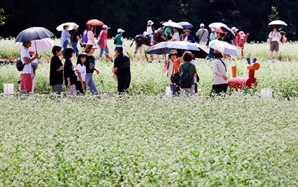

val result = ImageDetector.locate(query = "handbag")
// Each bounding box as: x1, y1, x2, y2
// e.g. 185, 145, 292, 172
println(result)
16, 57, 24, 71
171, 73, 180, 85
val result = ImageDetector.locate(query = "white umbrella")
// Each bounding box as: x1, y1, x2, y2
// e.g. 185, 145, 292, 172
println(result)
163, 21, 183, 29
56, 22, 78, 31
166, 41, 200, 51
209, 22, 227, 29
268, 20, 287, 27
15, 38, 54, 53
209, 40, 239, 56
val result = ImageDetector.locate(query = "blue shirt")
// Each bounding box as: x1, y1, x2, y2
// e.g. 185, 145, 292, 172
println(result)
61, 30, 71, 46
210, 32, 216, 41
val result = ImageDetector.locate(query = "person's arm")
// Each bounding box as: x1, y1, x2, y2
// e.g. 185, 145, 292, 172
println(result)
77, 35, 82, 44
196, 30, 200, 36
23, 54, 38, 64
213, 61, 227, 80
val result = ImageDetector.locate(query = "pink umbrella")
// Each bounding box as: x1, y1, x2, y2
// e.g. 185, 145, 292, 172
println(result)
15, 38, 54, 53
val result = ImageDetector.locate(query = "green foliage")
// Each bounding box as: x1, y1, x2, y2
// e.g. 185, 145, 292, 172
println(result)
268, 6, 279, 22
0, 8, 5, 26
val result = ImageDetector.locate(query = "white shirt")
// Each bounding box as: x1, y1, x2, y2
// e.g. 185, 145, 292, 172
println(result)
212, 58, 228, 85
21, 47, 32, 74
76, 64, 86, 82
146, 26, 153, 35
268, 31, 281, 42
172, 32, 180, 41
184, 36, 188, 42
162, 59, 174, 84
196, 28, 209, 43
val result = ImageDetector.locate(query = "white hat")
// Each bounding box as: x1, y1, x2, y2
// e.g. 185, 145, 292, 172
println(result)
117, 28, 125, 33
231, 27, 239, 32
147, 20, 154, 25
73, 25, 79, 29
102, 25, 110, 29
200, 23, 205, 27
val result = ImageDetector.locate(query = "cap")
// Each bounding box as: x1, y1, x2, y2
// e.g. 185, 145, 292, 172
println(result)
115, 46, 123, 53
73, 25, 79, 29
117, 28, 125, 33
200, 23, 205, 27
102, 25, 110, 29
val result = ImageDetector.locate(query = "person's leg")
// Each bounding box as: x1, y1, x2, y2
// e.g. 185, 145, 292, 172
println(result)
76, 81, 83, 95
30, 76, 36, 94
210, 84, 221, 96
86, 74, 98, 95
68, 84, 76, 95
269, 42, 274, 59
20, 74, 25, 91
190, 84, 195, 96
170, 84, 177, 95
23, 74, 32, 93
275, 42, 279, 59
72, 42, 79, 57
99, 47, 104, 59
63, 40, 68, 51
222, 84, 228, 94
117, 76, 125, 94
125, 75, 131, 93
52, 84, 63, 95
104, 47, 112, 62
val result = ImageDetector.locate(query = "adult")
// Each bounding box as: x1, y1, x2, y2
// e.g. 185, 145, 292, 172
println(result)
87, 25, 96, 46
196, 23, 209, 43
268, 26, 281, 60
50, 46, 64, 94
70, 25, 82, 57
81, 25, 88, 48
61, 25, 70, 51
146, 20, 154, 45
98, 25, 113, 62
210, 50, 228, 96
112, 46, 131, 94
222, 29, 235, 45
84, 44, 99, 95
182, 29, 195, 43
30, 51, 38, 94
171, 27, 180, 41
20, 41, 38, 93
75, 53, 87, 95
206, 27, 217, 60
231, 27, 239, 46
63, 48, 77, 95
280, 31, 288, 43
164, 20, 173, 41
115, 28, 125, 47
179, 51, 197, 96
153, 21, 166, 43
162, 50, 178, 95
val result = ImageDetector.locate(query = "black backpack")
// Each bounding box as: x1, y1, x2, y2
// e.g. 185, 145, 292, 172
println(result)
179, 64, 192, 88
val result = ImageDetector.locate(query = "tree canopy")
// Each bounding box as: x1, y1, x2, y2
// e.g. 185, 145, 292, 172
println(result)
0, 0, 297, 41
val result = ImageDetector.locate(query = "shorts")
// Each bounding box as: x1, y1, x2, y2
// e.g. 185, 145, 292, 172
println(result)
270, 41, 279, 51
20, 74, 33, 93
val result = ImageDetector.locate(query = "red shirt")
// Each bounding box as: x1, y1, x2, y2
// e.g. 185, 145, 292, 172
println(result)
99, 30, 108, 48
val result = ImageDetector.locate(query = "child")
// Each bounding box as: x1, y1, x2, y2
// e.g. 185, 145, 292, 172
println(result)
50, 46, 64, 95
236, 31, 249, 58
63, 48, 77, 95
75, 53, 87, 95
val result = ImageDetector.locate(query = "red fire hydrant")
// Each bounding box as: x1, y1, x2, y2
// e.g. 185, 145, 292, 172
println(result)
228, 58, 260, 89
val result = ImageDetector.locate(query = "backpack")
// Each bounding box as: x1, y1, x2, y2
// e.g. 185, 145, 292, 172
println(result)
16, 58, 24, 71
179, 64, 192, 88
153, 29, 161, 42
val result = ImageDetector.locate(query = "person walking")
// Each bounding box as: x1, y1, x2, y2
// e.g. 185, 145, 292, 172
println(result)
61, 25, 70, 52
206, 27, 217, 60
210, 50, 228, 96
20, 41, 39, 94
162, 50, 178, 95
70, 25, 82, 57
268, 26, 281, 60
196, 23, 209, 43
112, 46, 131, 95
146, 20, 154, 45
63, 48, 77, 95
50, 46, 64, 94
86, 25, 96, 46
75, 53, 87, 95
115, 28, 125, 47
171, 27, 180, 41
84, 44, 99, 95
98, 25, 113, 62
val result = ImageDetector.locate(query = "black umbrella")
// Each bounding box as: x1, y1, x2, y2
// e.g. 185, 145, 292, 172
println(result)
15, 27, 54, 43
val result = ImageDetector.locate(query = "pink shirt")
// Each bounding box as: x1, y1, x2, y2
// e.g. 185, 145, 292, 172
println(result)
99, 30, 108, 48
87, 30, 95, 46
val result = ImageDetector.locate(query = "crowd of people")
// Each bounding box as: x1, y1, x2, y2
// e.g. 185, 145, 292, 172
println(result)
17, 20, 288, 97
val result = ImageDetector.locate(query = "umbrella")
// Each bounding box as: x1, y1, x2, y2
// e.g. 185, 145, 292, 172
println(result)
209, 22, 227, 29
178, 21, 193, 29
166, 41, 200, 51
220, 25, 235, 37
15, 27, 54, 43
163, 21, 183, 29
216, 28, 224, 34
86, 19, 104, 26
209, 40, 239, 56
146, 42, 170, 54
56, 22, 78, 31
192, 43, 208, 58
268, 20, 287, 27
15, 38, 54, 53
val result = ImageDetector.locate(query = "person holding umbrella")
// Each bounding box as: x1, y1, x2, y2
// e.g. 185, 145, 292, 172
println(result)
162, 49, 178, 95
87, 25, 96, 46
268, 26, 281, 60
20, 41, 39, 93
61, 25, 71, 52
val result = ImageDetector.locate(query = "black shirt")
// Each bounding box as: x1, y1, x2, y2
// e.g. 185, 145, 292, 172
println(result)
70, 30, 80, 42
114, 54, 131, 77
49, 56, 63, 85
222, 33, 235, 44
64, 59, 77, 86
85, 55, 96, 73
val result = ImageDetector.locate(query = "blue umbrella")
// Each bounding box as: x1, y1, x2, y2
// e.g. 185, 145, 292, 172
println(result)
15, 27, 54, 43
178, 21, 193, 29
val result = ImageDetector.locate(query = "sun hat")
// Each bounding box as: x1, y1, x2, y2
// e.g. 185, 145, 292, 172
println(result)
117, 28, 125, 33
231, 27, 239, 32
211, 26, 216, 31
102, 25, 110, 29
73, 25, 79, 29
183, 29, 191, 32
170, 49, 177, 55
238, 31, 245, 36
147, 20, 154, 25
200, 23, 205, 27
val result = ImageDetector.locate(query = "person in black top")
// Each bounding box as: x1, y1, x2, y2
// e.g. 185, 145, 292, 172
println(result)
71, 25, 81, 57
112, 46, 131, 94
50, 46, 64, 95
84, 44, 99, 95
63, 48, 77, 95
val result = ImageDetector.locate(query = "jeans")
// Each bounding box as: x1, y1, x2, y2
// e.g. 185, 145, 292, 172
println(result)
207, 48, 214, 59
62, 40, 68, 51
170, 84, 177, 95
118, 74, 131, 94
85, 73, 98, 95
72, 42, 79, 57
99, 47, 109, 58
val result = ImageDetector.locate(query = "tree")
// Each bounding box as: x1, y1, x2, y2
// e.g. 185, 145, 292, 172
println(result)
0, 8, 6, 26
